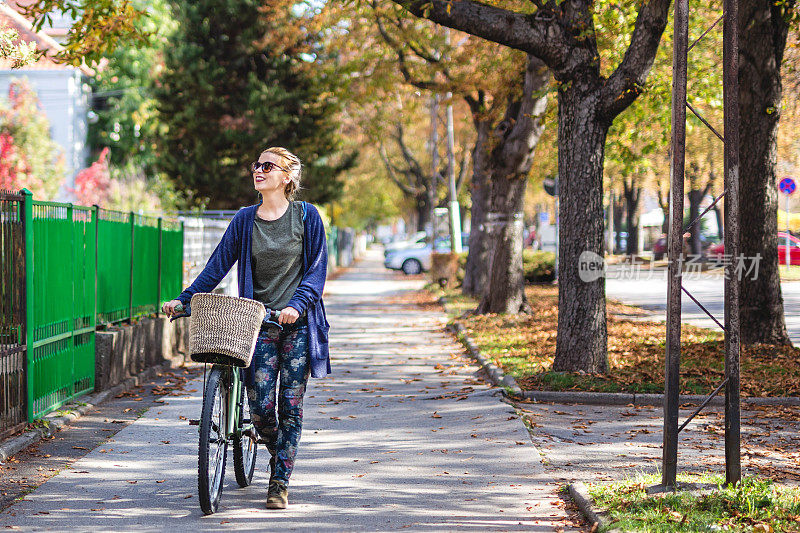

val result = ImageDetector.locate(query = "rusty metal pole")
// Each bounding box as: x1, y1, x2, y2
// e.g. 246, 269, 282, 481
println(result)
663, 0, 689, 490
722, 0, 741, 486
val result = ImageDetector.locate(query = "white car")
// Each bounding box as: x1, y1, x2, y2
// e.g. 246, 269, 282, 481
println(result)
383, 231, 427, 257
384, 235, 469, 275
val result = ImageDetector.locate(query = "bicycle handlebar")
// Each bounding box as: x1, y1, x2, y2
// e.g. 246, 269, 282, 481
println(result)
168, 302, 282, 334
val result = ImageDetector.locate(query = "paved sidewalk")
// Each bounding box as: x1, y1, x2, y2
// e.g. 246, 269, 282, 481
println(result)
1, 252, 579, 532
515, 399, 800, 488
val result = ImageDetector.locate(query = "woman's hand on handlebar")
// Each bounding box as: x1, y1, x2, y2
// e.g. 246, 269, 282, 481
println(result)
278, 306, 299, 325
162, 299, 183, 317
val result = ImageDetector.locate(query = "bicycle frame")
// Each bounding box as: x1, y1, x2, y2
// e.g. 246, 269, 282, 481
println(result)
215, 366, 242, 440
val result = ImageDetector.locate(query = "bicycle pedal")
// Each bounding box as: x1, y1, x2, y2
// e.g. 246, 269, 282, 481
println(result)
188, 419, 200, 426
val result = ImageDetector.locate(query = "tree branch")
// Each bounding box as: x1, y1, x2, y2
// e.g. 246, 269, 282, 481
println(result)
455, 148, 470, 193
600, 0, 671, 121
372, 7, 441, 91
389, 10, 453, 78
388, 0, 569, 69
378, 142, 424, 196
702, 170, 715, 198
393, 122, 427, 180
494, 55, 549, 176
657, 181, 669, 212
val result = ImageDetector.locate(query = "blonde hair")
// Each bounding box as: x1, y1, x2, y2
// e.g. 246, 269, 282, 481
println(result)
261, 147, 302, 200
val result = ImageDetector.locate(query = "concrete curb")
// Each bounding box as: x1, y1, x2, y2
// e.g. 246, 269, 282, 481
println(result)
568, 482, 618, 532
439, 297, 800, 408
522, 390, 800, 407
0, 359, 186, 463
446, 321, 524, 397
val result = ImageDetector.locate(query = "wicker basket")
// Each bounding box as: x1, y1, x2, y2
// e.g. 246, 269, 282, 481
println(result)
188, 293, 266, 367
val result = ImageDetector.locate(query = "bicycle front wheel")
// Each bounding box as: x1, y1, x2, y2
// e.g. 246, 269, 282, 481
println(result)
233, 379, 258, 487
198, 366, 228, 515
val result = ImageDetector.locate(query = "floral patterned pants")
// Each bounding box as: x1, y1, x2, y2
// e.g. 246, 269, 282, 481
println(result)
246, 321, 310, 486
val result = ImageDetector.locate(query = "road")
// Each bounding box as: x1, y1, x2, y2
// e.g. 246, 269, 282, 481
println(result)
1, 252, 580, 532
605, 268, 800, 345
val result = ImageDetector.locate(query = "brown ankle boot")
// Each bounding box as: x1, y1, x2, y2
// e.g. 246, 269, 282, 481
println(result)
266, 480, 288, 509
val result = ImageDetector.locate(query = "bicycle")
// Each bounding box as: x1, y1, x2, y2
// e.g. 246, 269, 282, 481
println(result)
171, 302, 282, 515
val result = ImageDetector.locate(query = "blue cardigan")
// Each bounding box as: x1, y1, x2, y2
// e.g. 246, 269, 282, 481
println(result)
177, 201, 330, 379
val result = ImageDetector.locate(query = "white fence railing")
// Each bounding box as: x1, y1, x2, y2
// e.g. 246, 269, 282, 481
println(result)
181, 216, 238, 296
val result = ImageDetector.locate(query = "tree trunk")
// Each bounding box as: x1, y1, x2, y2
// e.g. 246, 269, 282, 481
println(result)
476, 176, 528, 314
714, 205, 723, 240
623, 183, 641, 256
687, 189, 705, 257
553, 83, 609, 374
476, 55, 548, 314
658, 188, 670, 236
738, 0, 792, 345
462, 119, 492, 297
415, 195, 431, 232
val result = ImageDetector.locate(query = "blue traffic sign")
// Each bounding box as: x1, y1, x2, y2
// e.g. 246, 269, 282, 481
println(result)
779, 177, 796, 195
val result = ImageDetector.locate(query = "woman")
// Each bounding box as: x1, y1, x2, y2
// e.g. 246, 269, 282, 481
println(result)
163, 147, 330, 510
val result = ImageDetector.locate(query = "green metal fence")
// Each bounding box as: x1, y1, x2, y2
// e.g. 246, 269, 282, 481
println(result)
21, 190, 184, 420
160, 219, 184, 304
96, 209, 132, 325
26, 200, 96, 420
327, 226, 339, 273
95, 210, 184, 326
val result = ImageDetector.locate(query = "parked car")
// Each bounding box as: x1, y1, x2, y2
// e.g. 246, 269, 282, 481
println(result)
384, 234, 469, 275
707, 232, 800, 265
383, 231, 427, 257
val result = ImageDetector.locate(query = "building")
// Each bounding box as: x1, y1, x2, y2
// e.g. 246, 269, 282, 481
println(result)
0, 2, 93, 200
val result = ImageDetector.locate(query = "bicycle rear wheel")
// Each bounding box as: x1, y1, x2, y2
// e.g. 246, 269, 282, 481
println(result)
198, 366, 228, 515
233, 377, 258, 487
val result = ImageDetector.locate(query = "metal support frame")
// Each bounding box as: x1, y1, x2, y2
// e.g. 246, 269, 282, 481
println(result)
663, 0, 688, 487
722, 0, 741, 485
663, 0, 740, 488
129, 211, 135, 324
22, 189, 34, 422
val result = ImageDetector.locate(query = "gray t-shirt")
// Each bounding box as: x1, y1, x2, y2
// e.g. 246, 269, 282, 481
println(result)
251, 202, 304, 311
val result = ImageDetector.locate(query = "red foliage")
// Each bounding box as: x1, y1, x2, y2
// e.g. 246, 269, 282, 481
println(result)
0, 133, 27, 191
72, 147, 111, 206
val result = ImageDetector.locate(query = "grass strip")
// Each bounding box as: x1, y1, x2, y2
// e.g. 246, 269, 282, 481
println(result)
588, 472, 800, 532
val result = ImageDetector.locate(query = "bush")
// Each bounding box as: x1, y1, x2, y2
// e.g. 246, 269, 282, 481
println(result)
523, 250, 555, 283
450, 250, 554, 287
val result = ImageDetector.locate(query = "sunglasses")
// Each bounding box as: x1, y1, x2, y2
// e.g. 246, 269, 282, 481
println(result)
250, 160, 286, 174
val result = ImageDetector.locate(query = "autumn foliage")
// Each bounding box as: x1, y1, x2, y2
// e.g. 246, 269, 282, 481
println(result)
71, 147, 111, 206
0, 79, 65, 199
